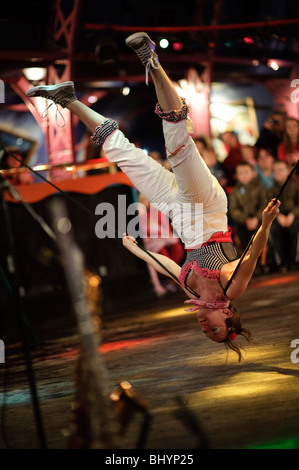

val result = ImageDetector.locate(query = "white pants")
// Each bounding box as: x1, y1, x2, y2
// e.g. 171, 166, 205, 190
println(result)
103, 119, 228, 249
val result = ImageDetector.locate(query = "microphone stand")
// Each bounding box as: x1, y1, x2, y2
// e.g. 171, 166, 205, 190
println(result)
0, 176, 47, 449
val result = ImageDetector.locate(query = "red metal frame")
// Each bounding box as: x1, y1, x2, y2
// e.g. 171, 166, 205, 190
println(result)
5, 6, 299, 178
9, 0, 83, 180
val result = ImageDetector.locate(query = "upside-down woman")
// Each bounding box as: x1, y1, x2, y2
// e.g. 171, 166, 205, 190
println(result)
26, 32, 280, 360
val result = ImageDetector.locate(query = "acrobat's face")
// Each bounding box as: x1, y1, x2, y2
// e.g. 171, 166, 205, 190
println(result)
197, 308, 233, 342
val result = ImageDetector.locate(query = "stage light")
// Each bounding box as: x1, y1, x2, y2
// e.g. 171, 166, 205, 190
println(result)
159, 38, 169, 49
88, 95, 98, 103
88, 275, 100, 288
252, 59, 260, 67
268, 59, 279, 71
122, 86, 130, 96
23, 67, 47, 82
173, 41, 183, 51
243, 36, 253, 44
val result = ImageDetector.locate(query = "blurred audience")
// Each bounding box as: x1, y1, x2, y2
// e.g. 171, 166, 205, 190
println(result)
267, 160, 299, 271
194, 135, 211, 154
254, 148, 275, 190
188, 111, 299, 274
228, 162, 267, 252
277, 117, 299, 165
241, 145, 256, 167
220, 131, 244, 189
255, 112, 285, 159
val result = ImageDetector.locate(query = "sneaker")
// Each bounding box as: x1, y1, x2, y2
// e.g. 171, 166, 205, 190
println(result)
125, 32, 160, 85
26, 81, 77, 108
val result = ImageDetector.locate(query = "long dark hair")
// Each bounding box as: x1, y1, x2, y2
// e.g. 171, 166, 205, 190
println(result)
221, 304, 252, 361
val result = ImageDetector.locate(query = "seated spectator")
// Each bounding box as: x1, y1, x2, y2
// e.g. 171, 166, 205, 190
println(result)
267, 160, 299, 271
254, 148, 275, 190
277, 117, 299, 165
221, 131, 244, 190
255, 112, 285, 159
229, 162, 267, 252
193, 136, 210, 154
241, 145, 257, 167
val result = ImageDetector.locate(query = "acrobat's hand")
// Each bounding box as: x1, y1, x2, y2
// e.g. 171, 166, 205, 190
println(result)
262, 199, 281, 227
122, 233, 137, 252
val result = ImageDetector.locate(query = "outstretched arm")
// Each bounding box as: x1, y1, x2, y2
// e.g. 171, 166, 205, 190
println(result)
226, 199, 281, 299
122, 234, 182, 283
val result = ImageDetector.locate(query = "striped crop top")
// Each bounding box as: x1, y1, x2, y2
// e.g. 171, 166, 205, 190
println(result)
178, 242, 238, 288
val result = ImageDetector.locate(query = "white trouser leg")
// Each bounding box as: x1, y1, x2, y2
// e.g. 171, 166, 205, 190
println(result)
103, 129, 176, 209
162, 120, 228, 247
103, 122, 228, 248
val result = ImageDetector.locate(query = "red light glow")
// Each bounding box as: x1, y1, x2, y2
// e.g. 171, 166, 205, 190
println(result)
173, 42, 183, 51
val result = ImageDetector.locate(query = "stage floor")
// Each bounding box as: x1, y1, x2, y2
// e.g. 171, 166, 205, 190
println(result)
1, 269, 299, 450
